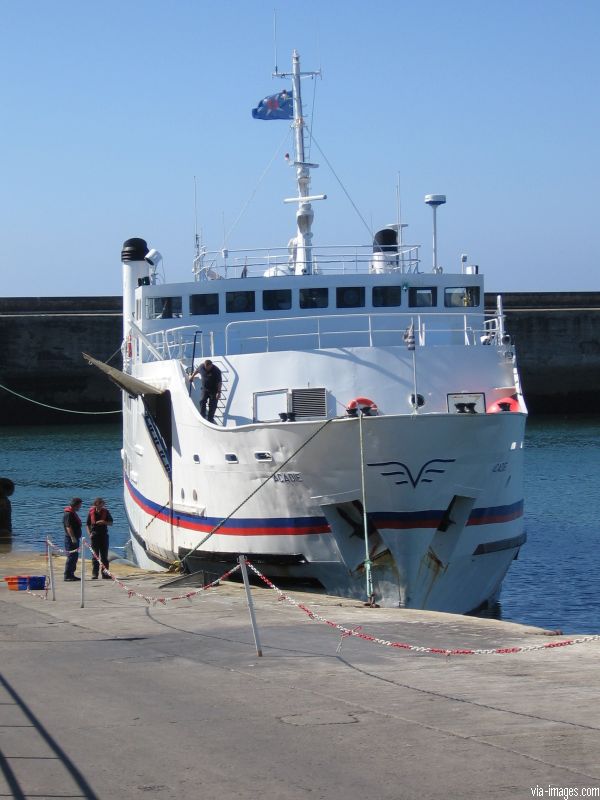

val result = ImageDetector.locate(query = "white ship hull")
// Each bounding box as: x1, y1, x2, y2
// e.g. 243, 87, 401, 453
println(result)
124, 384, 525, 612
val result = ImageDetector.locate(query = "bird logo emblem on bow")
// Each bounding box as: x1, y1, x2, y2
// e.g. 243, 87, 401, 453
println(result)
367, 459, 456, 488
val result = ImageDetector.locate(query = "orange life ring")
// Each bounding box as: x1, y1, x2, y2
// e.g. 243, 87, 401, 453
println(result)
346, 396, 378, 416
488, 396, 519, 413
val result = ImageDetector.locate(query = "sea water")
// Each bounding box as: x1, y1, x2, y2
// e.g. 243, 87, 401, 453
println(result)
2, 418, 599, 633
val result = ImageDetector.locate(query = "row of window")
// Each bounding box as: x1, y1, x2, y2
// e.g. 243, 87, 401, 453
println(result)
147, 286, 481, 319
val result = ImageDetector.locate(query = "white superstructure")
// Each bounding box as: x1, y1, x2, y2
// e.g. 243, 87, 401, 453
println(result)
117, 52, 527, 612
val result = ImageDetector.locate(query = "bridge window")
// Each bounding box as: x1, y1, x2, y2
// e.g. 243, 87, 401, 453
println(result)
444, 287, 481, 308
409, 287, 437, 308
190, 293, 219, 315
300, 288, 328, 309
336, 286, 365, 308
263, 289, 292, 311
226, 291, 255, 313
146, 296, 183, 319
372, 286, 402, 307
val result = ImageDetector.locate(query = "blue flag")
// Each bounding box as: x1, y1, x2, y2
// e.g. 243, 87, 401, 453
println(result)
252, 89, 293, 120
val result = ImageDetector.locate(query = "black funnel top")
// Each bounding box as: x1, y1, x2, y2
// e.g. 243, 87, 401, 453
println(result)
373, 228, 398, 253
121, 238, 149, 262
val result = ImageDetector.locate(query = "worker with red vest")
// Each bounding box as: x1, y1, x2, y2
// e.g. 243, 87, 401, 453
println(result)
86, 497, 113, 579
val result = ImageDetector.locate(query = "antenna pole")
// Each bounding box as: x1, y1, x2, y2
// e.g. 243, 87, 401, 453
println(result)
396, 173, 403, 245
192, 176, 205, 281
291, 50, 313, 274
275, 51, 324, 276
273, 10, 278, 74
194, 176, 200, 260
424, 194, 446, 272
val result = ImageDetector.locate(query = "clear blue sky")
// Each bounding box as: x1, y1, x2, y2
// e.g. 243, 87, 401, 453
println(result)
1, 0, 598, 296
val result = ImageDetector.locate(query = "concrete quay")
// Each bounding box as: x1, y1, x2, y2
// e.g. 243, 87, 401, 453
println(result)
1, 552, 600, 800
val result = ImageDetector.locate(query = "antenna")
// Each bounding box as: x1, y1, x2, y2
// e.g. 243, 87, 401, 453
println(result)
396, 173, 403, 245
194, 176, 200, 260
276, 51, 324, 275
273, 10, 278, 74
424, 194, 446, 272
192, 176, 206, 280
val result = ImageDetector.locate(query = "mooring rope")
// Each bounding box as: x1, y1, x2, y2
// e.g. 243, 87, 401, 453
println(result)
0, 380, 121, 415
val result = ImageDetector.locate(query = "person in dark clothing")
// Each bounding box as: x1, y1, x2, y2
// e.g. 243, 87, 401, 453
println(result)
0, 478, 14, 537
86, 497, 113, 579
63, 497, 83, 581
191, 359, 222, 423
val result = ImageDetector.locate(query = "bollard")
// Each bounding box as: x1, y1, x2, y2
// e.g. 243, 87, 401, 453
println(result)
238, 555, 263, 657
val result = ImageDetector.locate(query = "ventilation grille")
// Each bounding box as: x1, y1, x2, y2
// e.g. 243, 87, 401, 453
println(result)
291, 388, 328, 418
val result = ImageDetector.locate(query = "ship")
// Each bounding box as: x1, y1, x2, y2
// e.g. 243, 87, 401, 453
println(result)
100, 51, 527, 612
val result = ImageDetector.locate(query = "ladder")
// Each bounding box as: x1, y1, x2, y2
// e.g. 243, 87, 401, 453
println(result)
190, 360, 230, 426
144, 412, 172, 477
213, 363, 230, 426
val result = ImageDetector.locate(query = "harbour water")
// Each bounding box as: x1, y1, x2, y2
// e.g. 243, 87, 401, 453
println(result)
2, 417, 599, 633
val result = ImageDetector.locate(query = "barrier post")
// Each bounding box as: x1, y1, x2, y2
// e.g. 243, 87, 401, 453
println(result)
359, 412, 375, 605
238, 555, 263, 657
47, 538, 56, 601
80, 538, 85, 608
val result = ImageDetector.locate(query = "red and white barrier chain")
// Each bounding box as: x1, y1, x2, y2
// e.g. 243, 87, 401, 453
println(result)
22, 540, 55, 600
25, 584, 50, 601
245, 560, 600, 657
80, 537, 240, 605
40, 538, 240, 606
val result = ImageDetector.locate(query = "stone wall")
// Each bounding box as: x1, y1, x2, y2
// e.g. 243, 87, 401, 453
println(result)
486, 293, 600, 413
0, 298, 122, 425
1, 293, 598, 424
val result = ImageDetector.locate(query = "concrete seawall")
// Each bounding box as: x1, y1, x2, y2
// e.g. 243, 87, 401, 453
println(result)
1, 293, 598, 424
496, 292, 600, 412
0, 297, 122, 425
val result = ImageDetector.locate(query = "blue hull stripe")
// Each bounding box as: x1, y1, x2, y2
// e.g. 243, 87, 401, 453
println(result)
125, 476, 523, 537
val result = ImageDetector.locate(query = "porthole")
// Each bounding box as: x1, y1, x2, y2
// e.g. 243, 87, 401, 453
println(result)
193, 490, 198, 501
181, 488, 185, 500
225, 453, 239, 463
254, 452, 272, 461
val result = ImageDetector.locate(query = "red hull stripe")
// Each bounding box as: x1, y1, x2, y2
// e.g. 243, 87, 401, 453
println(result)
125, 476, 523, 537
125, 476, 330, 536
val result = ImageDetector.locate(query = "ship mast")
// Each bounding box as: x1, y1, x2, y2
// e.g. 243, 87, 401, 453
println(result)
276, 50, 325, 275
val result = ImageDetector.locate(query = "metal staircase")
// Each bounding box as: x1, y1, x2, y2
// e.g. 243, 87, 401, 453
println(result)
188, 360, 230, 426
213, 362, 229, 426
144, 412, 172, 476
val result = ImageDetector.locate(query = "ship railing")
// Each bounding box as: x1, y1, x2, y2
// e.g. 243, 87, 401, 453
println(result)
482, 314, 505, 345
143, 326, 214, 362
224, 312, 500, 354
194, 244, 421, 280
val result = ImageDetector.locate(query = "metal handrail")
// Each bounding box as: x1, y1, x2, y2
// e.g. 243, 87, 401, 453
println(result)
224, 311, 496, 354
137, 309, 504, 361
193, 243, 422, 280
